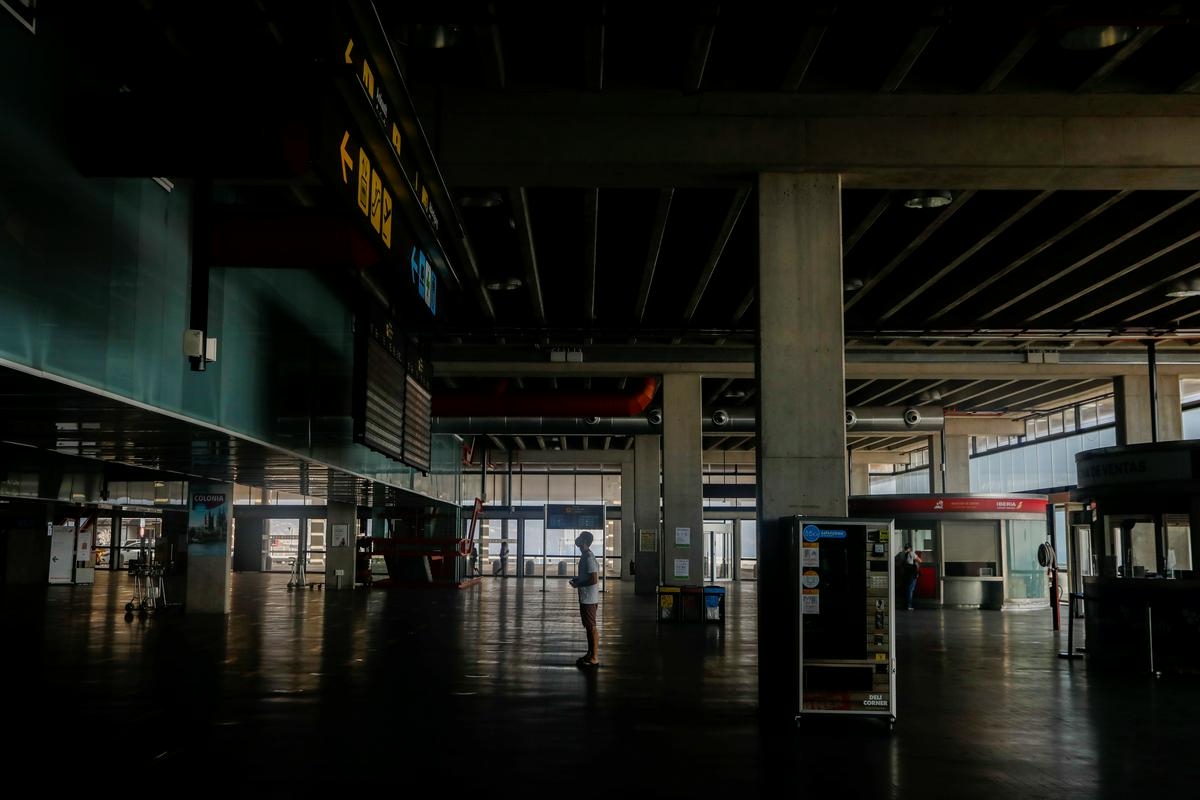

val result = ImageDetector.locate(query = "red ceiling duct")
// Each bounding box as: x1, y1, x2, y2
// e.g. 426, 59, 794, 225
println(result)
432, 376, 658, 418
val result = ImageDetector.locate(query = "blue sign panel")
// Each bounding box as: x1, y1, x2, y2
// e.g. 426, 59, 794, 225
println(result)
545, 504, 605, 530
803, 524, 847, 542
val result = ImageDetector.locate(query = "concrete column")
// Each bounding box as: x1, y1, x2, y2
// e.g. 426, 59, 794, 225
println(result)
325, 501, 357, 590
662, 373, 704, 586
732, 519, 742, 580
632, 434, 662, 591
620, 461, 636, 580
849, 462, 870, 496
185, 481, 234, 614
757, 172, 845, 706
1115, 374, 1183, 444
944, 434, 971, 493
928, 434, 945, 493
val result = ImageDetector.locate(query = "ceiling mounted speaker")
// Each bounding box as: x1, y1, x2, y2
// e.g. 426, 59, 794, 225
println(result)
903, 190, 953, 209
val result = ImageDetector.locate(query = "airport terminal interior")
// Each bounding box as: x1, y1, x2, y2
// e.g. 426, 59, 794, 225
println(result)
4, 2, 1200, 793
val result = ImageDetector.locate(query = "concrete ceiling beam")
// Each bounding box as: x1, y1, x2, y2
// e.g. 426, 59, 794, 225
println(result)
433, 92, 1200, 189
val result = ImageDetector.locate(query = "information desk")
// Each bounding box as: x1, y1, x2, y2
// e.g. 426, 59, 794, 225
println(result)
848, 495, 1050, 610
1083, 576, 1200, 675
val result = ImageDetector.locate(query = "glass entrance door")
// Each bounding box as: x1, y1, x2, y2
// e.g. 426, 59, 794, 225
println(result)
265, 519, 300, 572
307, 519, 326, 574
704, 521, 734, 582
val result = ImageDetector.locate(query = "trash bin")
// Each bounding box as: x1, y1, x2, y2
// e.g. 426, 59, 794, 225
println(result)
525, 559, 536, 575
703, 586, 726, 623
557, 560, 568, 576
681, 586, 705, 622
657, 586, 680, 622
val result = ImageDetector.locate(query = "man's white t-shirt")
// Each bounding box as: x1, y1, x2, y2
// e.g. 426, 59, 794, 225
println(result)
576, 549, 600, 604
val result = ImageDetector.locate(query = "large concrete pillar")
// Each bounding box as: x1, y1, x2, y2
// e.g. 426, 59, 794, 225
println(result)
849, 461, 870, 495
757, 172, 845, 705
661, 374, 704, 586
620, 460, 636, 580
1115, 374, 1183, 444
185, 482, 234, 614
928, 434, 945, 493
325, 501, 357, 590
633, 434, 662, 590
944, 433, 971, 493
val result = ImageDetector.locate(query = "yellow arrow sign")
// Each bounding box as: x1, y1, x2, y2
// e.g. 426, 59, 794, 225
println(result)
344, 38, 354, 64
339, 131, 354, 183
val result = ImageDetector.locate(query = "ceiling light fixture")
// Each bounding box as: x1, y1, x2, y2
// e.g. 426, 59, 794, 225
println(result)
457, 191, 503, 209
404, 23, 461, 49
903, 190, 953, 209
1166, 278, 1200, 298
844, 278, 864, 292
485, 277, 523, 291
1059, 25, 1137, 51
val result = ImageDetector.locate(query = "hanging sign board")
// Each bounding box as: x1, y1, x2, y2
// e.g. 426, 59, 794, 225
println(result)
352, 299, 433, 472
546, 504, 605, 530
317, 4, 454, 319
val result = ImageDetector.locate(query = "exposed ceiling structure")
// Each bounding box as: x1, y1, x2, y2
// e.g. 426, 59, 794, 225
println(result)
377, 3, 1200, 451
9, 1, 1200, 486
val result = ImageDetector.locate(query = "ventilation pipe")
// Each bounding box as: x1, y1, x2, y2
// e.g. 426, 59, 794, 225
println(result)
433, 405, 943, 435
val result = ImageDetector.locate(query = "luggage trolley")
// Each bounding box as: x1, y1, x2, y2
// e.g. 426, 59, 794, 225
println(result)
286, 549, 324, 591
124, 542, 169, 617
789, 516, 897, 730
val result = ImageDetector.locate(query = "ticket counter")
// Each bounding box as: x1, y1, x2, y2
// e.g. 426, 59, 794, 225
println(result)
848, 495, 1051, 610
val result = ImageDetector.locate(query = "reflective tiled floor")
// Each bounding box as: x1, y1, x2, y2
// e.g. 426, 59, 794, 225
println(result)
4, 571, 1198, 795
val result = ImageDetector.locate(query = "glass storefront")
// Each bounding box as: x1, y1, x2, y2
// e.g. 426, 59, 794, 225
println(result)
92, 514, 163, 570
265, 519, 300, 572
1006, 520, 1047, 601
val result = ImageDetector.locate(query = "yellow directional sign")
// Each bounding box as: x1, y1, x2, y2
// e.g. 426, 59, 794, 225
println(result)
339, 131, 354, 182
337, 125, 393, 251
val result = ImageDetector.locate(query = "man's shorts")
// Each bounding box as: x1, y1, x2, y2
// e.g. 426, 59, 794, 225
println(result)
580, 603, 597, 632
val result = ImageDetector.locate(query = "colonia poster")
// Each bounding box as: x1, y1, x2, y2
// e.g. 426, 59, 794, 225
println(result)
188, 488, 229, 555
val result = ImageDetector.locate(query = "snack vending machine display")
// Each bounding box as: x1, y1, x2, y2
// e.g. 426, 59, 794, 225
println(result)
788, 517, 897, 728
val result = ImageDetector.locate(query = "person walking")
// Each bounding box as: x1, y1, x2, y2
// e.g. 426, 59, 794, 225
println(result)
569, 531, 600, 668
897, 544, 923, 610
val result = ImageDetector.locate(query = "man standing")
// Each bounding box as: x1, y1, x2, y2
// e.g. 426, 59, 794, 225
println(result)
569, 531, 600, 668
897, 544, 923, 610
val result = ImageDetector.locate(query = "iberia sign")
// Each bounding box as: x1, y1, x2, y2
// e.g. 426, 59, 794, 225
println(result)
849, 496, 1048, 515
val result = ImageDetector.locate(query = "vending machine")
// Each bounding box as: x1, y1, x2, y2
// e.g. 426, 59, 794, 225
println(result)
787, 516, 897, 727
